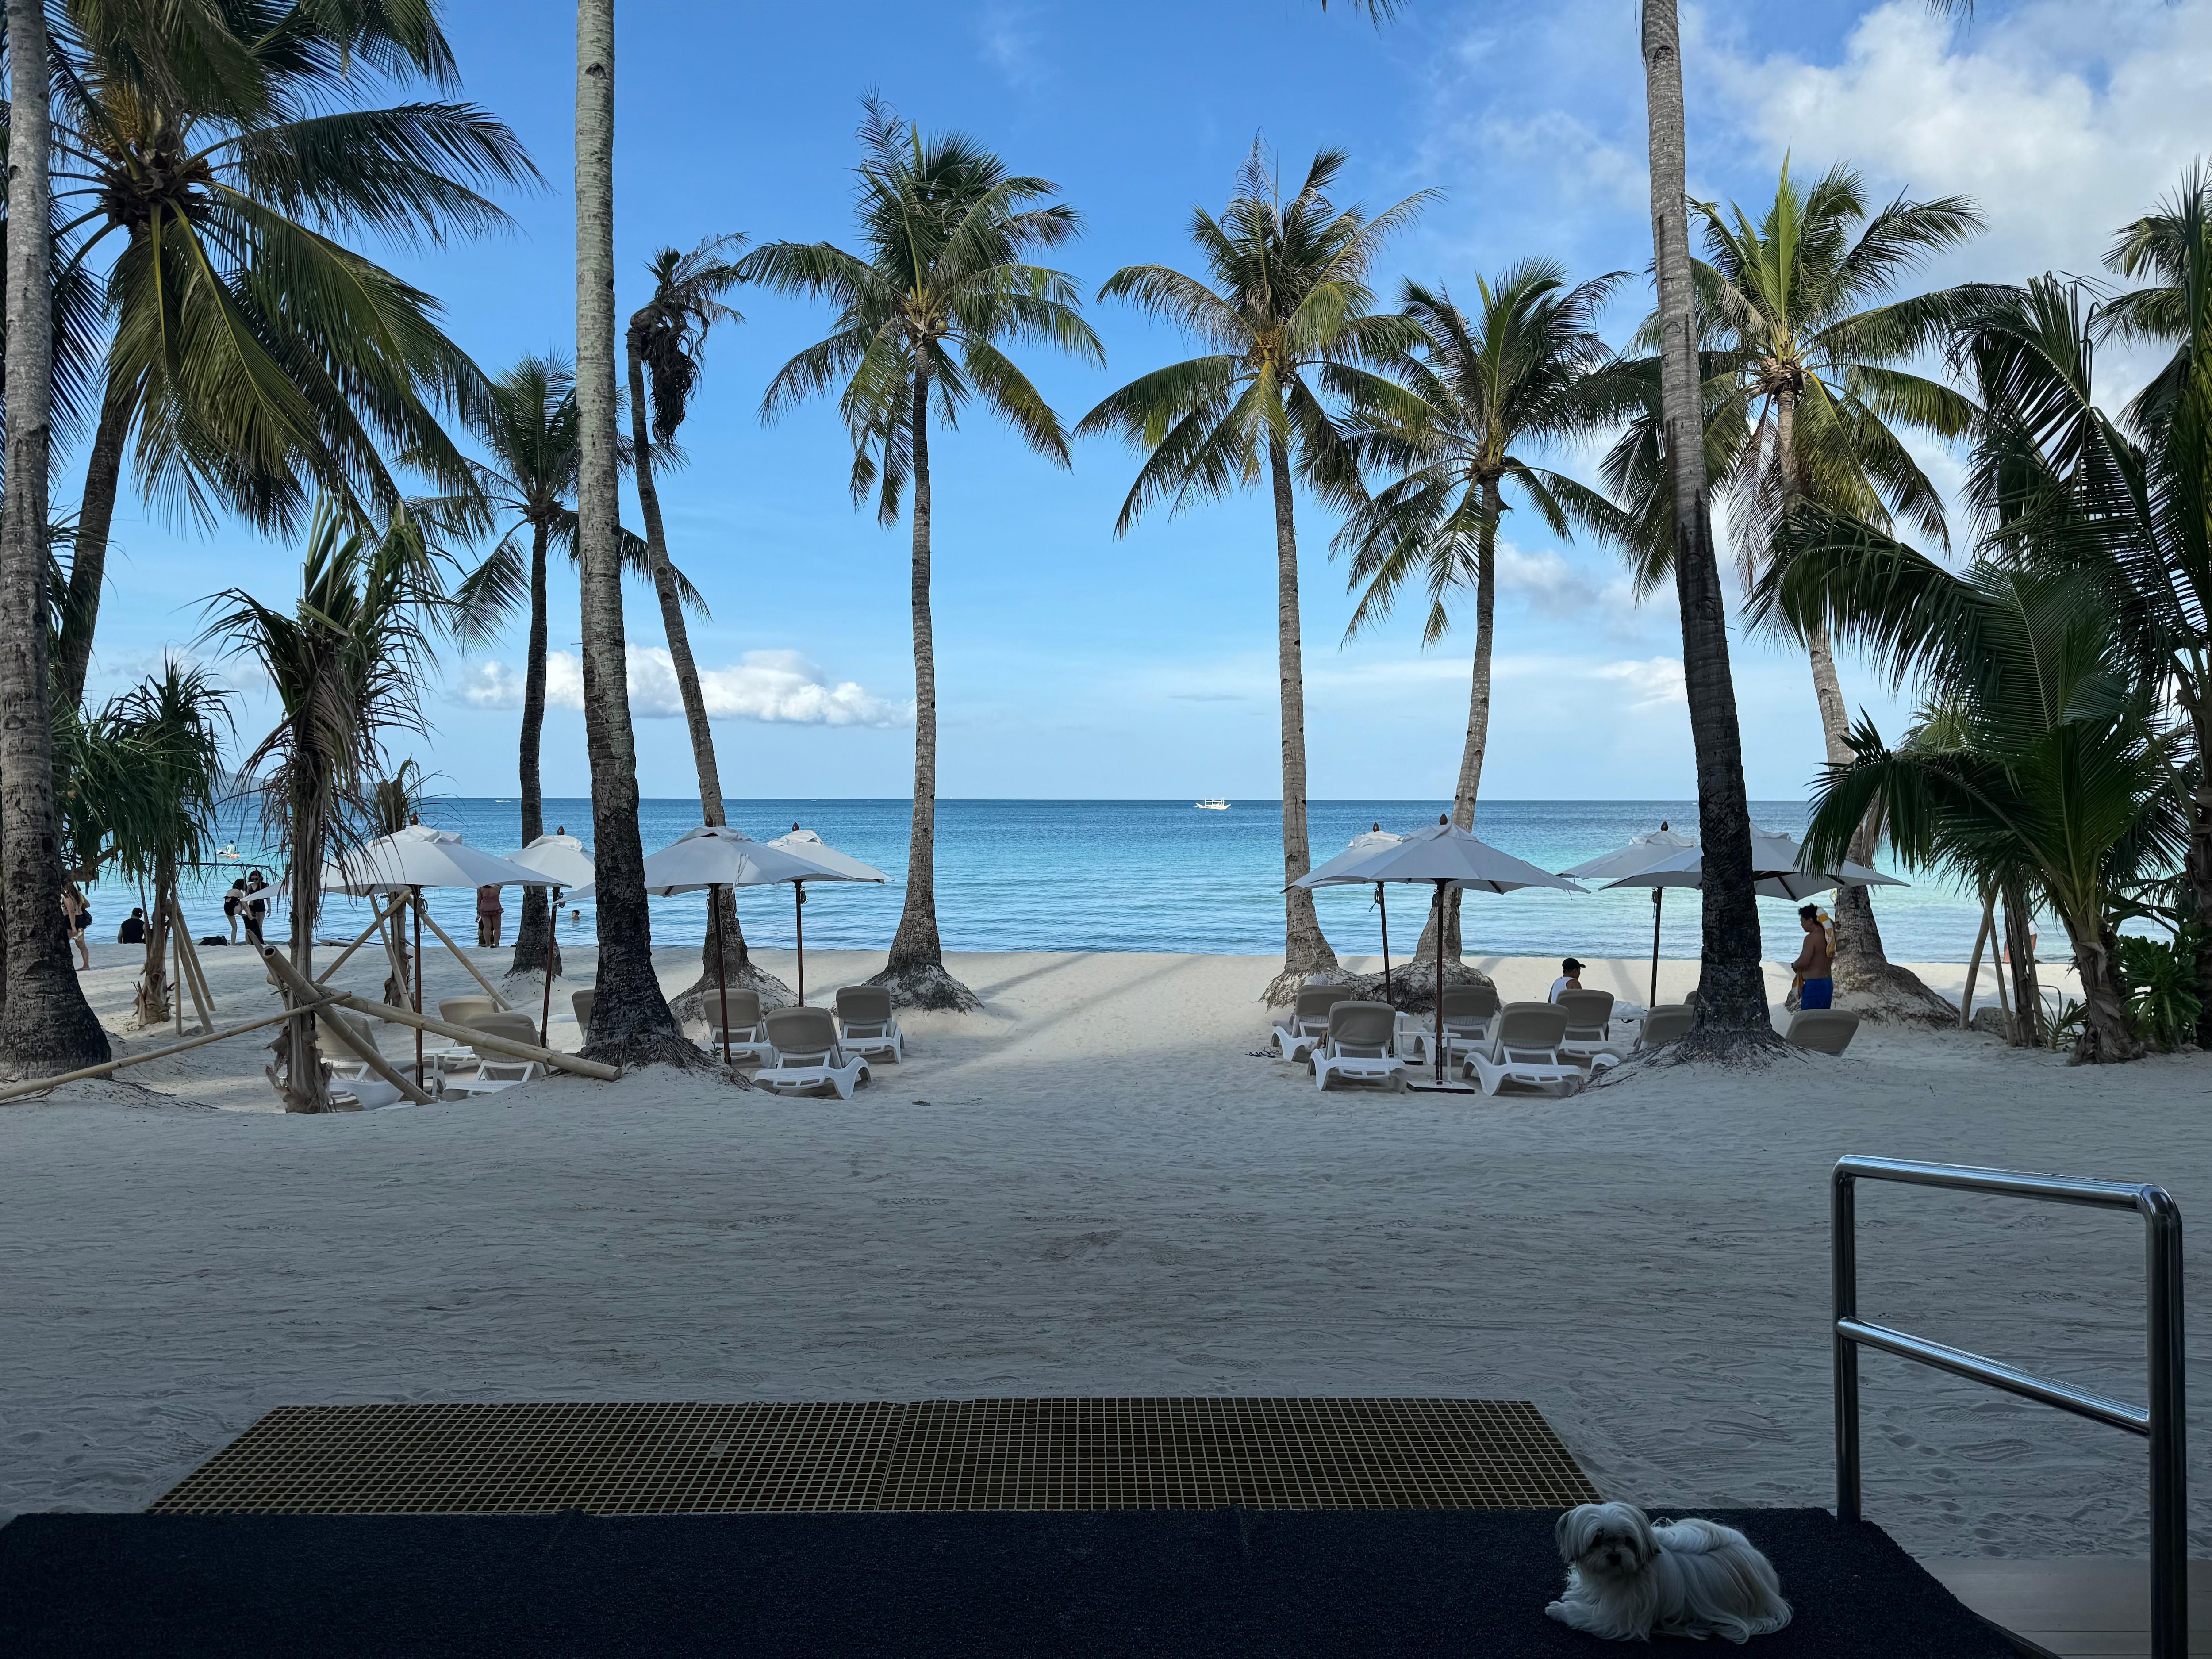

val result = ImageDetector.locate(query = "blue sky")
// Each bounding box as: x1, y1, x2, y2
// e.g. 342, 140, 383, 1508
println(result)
78, 0, 2212, 800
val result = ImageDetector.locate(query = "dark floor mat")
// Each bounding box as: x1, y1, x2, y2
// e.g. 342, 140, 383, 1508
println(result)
0, 1507, 2022, 1658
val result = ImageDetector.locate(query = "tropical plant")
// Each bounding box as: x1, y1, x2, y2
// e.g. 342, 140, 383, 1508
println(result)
2117, 926, 2202, 1052
1078, 142, 1425, 1002
742, 96, 1100, 1010
570, 0, 693, 1066
202, 506, 443, 1110
1336, 262, 1626, 974
37, 0, 536, 713
623, 233, 786, 1011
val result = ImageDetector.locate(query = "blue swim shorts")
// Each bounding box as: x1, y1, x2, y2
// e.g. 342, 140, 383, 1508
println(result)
1799, 976, 1834, 1010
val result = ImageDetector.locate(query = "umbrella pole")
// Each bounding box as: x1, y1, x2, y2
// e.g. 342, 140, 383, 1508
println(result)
794, 882, 806, 1005
411, 887, 424, 1090
539, 887, 560, 1048
1650, 888, 1663, 1007
1378, 883, 1391, 1001
1433, 881, 1446, 1086
714, 883, 731, 1067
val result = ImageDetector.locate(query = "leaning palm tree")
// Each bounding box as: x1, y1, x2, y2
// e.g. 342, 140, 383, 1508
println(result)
1337, 263, 1627, 979
1079, 143, 1427, 1004
42, 0, 536, 712
741, 97, 1101, 1010
624, 234, 790, 1012
202, 507, 442, 1111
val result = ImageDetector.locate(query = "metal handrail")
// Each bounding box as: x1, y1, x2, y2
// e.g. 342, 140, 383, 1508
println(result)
1834, 1155, 2186, 1658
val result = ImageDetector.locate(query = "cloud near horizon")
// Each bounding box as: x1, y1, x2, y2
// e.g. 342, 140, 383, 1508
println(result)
456, 646, 910, 728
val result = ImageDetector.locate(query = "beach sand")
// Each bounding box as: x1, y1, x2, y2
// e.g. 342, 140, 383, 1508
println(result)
0, 937, 2194, 1566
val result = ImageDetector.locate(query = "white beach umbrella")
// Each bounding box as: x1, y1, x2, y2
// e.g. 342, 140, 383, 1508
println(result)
1603, 827, 1905, 902
1560, 824, 1701, 1006
1304, 825, 1407, 996
767, 825, 888, 1004
1294, 815, 1585, 1085
508, 832, 595, 1043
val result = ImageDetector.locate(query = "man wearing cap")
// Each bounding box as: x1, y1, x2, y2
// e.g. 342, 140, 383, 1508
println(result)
1549, 958, 1585, 1002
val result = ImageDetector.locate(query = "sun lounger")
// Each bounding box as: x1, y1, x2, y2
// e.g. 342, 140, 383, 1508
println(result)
1636, 1004, 1694, 1051
1555, 988, 1624, 1067
443, 1011, 546, 1097
412, 995, 501, 1069
1311, 1001, 1408, 1093
833, 986, 904, 1062
319, 1009, 407, 1108
1786, 1008, 1861, 1055
707, 987, 773, 1064
1401, 983, 1502, 1067
1272, 987, 1351, 1063
755, 1007, 871, 1100
1463, 1003, 1584, 1098
572, 990, 595, 1041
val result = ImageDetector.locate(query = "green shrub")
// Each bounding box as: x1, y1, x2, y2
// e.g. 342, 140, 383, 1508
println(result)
2116, 929, 2202, 1052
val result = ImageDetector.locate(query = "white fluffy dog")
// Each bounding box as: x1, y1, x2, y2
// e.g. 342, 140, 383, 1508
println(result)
1546, 1502, 1793, 1644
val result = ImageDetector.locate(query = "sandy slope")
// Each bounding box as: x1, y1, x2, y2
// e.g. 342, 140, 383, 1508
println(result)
0, 939, 2193, 1566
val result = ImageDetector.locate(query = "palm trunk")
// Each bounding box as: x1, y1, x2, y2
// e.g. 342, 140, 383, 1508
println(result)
2182, 690, 2212, 1048
1411, 479, 1501, 972
277, 791, 330, 1112
626, 346, 786, 1014
572, 0, 694, 1067
134, 861, 173, 1029
873, 363, 977, 1011
2001, 880, 2043, 1049
1643, 0, 1770, 1048
1265, 434, 1337, 1004
54, 388, 131, 714
0, 0, 110, 1076
2062, 905, 2137, 1064
507, 518, 558, 979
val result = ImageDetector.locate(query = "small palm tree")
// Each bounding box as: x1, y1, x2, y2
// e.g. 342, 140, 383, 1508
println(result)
1337, 263, 1626, 976
742, 97, 1101, 1010
203, 506, 442, 1111
1079, 142, 1427, 1002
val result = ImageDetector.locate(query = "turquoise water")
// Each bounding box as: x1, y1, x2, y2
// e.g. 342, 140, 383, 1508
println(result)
108, 798, 1988, 963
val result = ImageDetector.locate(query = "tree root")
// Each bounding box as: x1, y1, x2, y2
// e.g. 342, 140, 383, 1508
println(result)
670, 963, 796, 1022
868, 960, 982, 1013
1608, 1024, 1797, 1074
1835, 961, 1959, 1027
579, 1028, 717, 1072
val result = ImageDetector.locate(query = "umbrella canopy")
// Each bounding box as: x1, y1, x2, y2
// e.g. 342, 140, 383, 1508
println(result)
1602, 827, 1906, 901
569, 825, 842, 901
1302, 825, 1406, 887
1560, 827, 1700, 882
766, 826, 887, 885
508, 832, 595, 890
1294, 817, 1585, 895
322, 824, 542, 895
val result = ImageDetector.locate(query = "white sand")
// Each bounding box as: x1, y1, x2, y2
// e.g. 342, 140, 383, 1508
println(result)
0, 937, 2197, 1565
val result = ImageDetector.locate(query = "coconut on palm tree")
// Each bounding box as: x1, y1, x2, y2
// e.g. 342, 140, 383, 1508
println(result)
741, 97, 1100, 1011
1337, 263, 1627, 987
1079, 143, 1428, 1005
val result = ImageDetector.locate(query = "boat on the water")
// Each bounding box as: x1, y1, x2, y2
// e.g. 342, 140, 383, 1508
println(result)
1194, 798, 1229, 810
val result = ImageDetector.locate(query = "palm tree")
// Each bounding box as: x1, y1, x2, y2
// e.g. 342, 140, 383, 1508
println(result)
741, 97, 1101, 1011
1337, 263, 1626, 978
42, 0, 536, 713
1693, 161, 1981, 1020
571, 0, 692, 1066
624, 234, 789, 1012
0, 0, 112, 1076
203, 507, 442, 1111
1079, 143, 1427, 1003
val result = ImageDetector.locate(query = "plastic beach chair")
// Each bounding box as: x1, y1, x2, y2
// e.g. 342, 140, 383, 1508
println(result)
1403, 983, 1501, 1066
572, 990, 595, 1041
1786, 1008, 1861, 1055
1464, 1003, 1585, 1098
1636, 1004, 1694, 1051
755, 1007, 871, 1100
318, 1009, 404, 1108
443, 1010, 545, 1097
833, 986, 904, 1062
707, 987, 774, 1064
1272, 987, 1350, 1063
1555, 988, 1624, 1067
1311, 1001, 1408, 1093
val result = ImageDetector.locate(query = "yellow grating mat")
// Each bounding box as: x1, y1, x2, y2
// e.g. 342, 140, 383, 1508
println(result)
150, 1397, 1601, 1516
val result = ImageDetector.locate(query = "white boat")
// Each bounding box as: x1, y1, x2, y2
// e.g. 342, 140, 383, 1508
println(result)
1194, 798, 1229, 810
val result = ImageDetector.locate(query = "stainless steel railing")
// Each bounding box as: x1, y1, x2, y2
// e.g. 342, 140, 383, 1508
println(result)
1833, 1156, 2187, 1658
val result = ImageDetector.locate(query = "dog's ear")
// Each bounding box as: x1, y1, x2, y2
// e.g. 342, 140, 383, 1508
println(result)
1555, 1505, 1587, 1561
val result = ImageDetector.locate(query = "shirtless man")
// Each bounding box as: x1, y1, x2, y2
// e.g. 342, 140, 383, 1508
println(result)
1791, 903, 1834, 1010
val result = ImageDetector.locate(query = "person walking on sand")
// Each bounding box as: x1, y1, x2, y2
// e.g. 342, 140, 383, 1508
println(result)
223, 876, 247, 943
476, 883, 503, 948
61, 885, 92, 970
242, 870, 269, 948
1790, 903, 1834, 1010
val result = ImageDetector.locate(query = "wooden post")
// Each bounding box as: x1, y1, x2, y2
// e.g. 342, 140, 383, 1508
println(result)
0, 996, 338, 1105
315, 892, 410, 985
169, 895, 215, 1029
171, 918, 184, 1037
1960, 897, 1994, 1031
260, 946, 431, 1105
326, 991, 620, 1080
412, 893, 512, 1010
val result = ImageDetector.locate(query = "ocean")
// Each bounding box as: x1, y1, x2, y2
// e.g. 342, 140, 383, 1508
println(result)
100, 798, 1994, 965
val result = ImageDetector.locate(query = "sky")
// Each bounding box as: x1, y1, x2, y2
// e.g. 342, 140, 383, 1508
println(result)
75, 0, 2212, 802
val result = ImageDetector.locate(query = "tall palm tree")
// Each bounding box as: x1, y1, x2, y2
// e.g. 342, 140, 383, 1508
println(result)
624, 234, 788, 1010
1337, 263, 1626, 975
42, 0, 536, 712
741, 97, 1100, 1011
1079, 144, 1427, 1003
571, 0, 691, 1066
0, 0, 111, 1075
203, 507, 442, 1111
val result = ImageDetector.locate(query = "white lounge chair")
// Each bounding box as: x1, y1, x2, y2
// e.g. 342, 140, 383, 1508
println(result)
755, 1007, 871, 1100
1463, 1003, 1584, 1098
1636, 1004, 1694, 1051
1402, 983, 1501, 1067
414, 995, 502, 1071
1272, 987, 1351, 1063
572, 990, 595, 1042
443, 1011, 545, 1098
833, 986, 904, 1062
319, 1010, 407, 1108
1311, 1001, 1408, 1092
707, 987, 774, 1065
1555, 988, 1624, 1068
1786, 1008, 1861, 1055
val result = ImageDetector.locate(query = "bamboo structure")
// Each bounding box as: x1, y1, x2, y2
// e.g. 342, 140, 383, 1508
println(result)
0, 997, 337, 1104
315, 891, 411, 986
326, 991, 619, 1080
260, 946, 432, 1106
410, 895, 512, 1010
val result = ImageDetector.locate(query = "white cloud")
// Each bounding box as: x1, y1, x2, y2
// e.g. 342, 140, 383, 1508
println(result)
453, 646, 909, 728
1497, 542, 1603, 617
975, 4, 1048, 92
1594, 656, 1687, 709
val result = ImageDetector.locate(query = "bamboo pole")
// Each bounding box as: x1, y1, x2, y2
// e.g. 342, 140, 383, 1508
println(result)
260, 946, 431, 1105
326, 991, 619, 1080
0, 997, 338, 1105
412, 894, 512, 1010
171, 918, 184, 1038
175, 901, 217, 1015
1960, 896, 1994, 1031
315, 892, 411, 985
169, 895, 216, 1028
